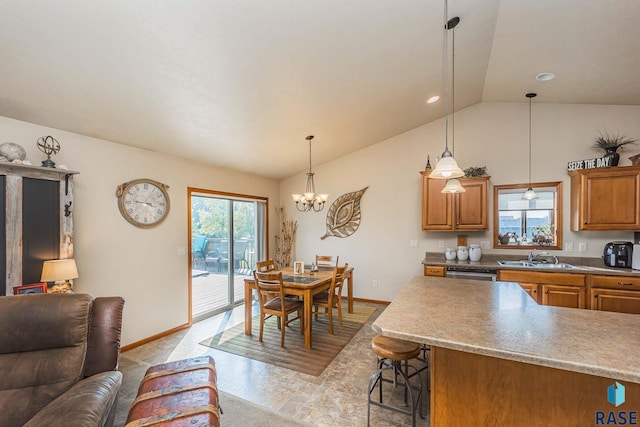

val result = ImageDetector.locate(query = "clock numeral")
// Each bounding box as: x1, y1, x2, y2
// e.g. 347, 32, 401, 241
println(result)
127, 208, 134, 214
143, 183, 149, 189
156, 209, 164, 215
134, 214, 140, 220
125, 200, 132, 205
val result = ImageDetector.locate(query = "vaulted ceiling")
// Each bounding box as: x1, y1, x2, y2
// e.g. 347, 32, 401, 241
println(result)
1, 0, 638, 179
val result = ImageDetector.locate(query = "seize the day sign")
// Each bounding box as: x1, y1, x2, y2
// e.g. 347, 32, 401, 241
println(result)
567, 156, 614, 172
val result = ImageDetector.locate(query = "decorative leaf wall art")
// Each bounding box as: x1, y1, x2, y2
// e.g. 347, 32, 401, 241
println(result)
320, 187, 368, 240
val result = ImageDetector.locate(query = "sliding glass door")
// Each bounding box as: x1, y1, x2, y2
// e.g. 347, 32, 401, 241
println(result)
189, 189, 267, 322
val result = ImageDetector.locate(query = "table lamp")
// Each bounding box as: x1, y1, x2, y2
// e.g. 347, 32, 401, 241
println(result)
41, 259, 78, 293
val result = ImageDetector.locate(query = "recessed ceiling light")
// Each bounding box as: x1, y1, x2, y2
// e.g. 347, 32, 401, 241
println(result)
427, 95, 440, 104
536, 72, 556, 82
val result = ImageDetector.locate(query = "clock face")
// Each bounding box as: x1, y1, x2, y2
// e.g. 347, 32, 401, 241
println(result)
117, 179, 170, 228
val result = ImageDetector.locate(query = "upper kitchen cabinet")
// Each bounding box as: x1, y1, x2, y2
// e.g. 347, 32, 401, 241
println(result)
420, 171, 490, 231
569, 165, 640, 231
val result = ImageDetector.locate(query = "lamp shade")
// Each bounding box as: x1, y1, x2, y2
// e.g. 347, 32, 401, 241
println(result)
522, 187, 538, 200
41, 259, 79, 282
441, 178, 466, 193
430, 155, 464, 179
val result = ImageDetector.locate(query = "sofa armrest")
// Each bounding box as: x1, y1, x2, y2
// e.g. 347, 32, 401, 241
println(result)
84, 297, 124, 377
24, 371, 122, 427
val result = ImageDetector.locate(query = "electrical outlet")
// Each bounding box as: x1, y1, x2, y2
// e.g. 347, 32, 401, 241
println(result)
565, 242, 574, 252
177, 245, 186, 256
410, 240, 418, 248
438, 240, 445, 248
372, 280, 378, 288
578, 242, 587, 252
481, 241, 490, 249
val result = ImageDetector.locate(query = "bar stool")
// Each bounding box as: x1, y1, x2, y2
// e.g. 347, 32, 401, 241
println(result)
367, 335, 424, 426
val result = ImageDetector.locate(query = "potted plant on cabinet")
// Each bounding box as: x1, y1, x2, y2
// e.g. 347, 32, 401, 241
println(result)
592, 132, 637, 167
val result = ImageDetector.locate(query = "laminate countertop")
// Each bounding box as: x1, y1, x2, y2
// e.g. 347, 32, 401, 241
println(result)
422, 252, 640, 277
372, 276, 640, 383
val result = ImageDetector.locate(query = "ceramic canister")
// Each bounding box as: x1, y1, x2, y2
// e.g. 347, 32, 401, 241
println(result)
445, 248, 457, 260
469, 244, 482, 261
457, 246, 469, 261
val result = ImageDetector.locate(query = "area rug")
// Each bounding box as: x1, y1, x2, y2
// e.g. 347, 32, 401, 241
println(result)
199, 305, 376, 376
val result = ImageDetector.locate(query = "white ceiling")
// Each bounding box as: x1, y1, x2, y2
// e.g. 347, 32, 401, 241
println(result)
0, 0, 638, 179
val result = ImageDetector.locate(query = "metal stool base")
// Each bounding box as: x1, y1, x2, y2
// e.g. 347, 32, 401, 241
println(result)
367, 358, 424, 426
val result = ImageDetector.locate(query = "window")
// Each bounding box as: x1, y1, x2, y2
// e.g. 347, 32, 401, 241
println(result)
493, 182, 562, 249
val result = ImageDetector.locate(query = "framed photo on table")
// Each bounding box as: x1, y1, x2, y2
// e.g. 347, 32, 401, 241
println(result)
293, 261, 304, 275
14, 283, 47, 295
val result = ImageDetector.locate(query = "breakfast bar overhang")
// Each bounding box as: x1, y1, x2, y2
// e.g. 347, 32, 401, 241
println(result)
372, 276, 640, 426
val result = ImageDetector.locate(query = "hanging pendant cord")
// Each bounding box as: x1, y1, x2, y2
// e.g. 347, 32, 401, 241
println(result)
528, 96, 532, 185
451, 21, 455, 157
443, 0, 450, 153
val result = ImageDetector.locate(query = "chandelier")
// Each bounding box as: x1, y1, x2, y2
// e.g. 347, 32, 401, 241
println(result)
291, 135, 328, 212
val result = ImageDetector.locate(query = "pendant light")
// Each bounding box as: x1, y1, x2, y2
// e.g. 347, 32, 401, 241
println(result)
522, 93, 538, 200
430, 0, 464, 180
291, 135, 329, 212
440, 14, 465, 193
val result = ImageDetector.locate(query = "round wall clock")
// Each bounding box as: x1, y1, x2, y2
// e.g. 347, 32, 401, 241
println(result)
116, 178, 170, 228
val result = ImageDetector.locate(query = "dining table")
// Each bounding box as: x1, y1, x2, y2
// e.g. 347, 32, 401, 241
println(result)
243, 265, 354, 349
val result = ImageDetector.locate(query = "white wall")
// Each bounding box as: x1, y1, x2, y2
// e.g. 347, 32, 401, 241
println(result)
0, 116, 280, 346
280, 102, 640, 302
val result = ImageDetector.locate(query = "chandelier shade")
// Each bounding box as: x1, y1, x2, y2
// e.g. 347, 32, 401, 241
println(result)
291, 135, 328, 212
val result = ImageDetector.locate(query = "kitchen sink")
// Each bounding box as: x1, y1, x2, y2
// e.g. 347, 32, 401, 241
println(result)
496, 260, 577, 269
497, 260, 533, 267
530, 263, 577, 269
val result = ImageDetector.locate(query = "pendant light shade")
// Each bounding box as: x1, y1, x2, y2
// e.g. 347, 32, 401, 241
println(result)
522, 93, 538, 200
441, 178, 466, 193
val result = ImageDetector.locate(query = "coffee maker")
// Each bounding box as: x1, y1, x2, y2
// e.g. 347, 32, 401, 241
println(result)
603, 241, 633, 268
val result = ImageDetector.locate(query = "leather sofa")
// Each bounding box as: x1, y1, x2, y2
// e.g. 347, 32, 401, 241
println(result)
0, 293, 124, 427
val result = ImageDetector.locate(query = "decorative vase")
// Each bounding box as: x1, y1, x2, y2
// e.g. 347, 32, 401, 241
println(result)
604, 148, 620, 167
457, 246, 469, 261
469, 244, 482, 262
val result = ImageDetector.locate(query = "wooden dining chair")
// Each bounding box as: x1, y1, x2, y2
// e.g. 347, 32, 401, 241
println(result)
256, 259, 276, 273
312, 263, 348, 334
253, 271, 304, 347
316, 255, 339, 268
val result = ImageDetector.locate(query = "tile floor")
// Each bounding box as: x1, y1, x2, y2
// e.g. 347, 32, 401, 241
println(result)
118, 302, 430, 426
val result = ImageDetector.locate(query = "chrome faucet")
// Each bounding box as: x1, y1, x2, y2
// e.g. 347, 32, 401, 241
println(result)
528, 250, 559, 264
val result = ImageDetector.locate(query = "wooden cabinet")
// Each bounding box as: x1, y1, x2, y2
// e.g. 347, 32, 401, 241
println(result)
588, 274, 640, 315
424, 265, 446, 277
420, 172, 490, 231
497, 270, 586, 309
518, 282, 539, 303
569, 165, 640, 231
0, 163, 78, 295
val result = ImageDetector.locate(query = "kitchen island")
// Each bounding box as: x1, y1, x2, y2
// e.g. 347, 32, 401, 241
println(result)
373, 276, 640, 426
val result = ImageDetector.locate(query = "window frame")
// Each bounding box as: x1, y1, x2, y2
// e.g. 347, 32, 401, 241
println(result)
492, 181, 563, 250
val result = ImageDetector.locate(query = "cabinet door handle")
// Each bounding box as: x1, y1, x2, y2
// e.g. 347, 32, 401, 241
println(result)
594, 294, 599, 298
544, 289, 549, 294
618, 282, 633, 286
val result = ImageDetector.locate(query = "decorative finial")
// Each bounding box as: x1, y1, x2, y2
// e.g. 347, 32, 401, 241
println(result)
425, 155, 432, 171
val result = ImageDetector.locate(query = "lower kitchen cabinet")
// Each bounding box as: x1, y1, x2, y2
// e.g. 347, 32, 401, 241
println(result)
424, 265, 446, 277
588, 274, 640, 315
497, 270, 586, 309
518, 282, 539, 303
541, 284, 586, 309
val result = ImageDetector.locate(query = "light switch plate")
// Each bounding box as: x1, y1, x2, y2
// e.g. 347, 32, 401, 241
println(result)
578, 242, 587, 252
565, 242, 574, 252
481, 241, 490, 249
410, 240, 418, 248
